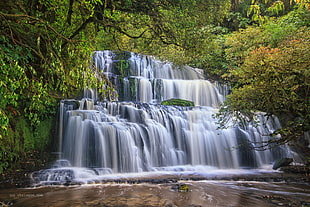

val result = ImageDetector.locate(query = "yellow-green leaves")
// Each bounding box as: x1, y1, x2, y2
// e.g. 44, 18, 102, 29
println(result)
268, 1, 285, 15
219, 27, 310, 147
293, 0, 310, 9
217, 6, 310, 148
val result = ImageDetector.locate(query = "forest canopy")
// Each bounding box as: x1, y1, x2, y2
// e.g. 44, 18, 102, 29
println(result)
0, 0, 309, 172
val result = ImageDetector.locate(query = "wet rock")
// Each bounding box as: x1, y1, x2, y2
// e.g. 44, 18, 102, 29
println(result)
272, 158, 293, 170
63, 100, 80, 110
93, 168, 112, 175
51, 160, 71, 168
263, 195, 302, 206
31, 168, 75, 185
171, 184, 190, 192
279, 165, 310, 174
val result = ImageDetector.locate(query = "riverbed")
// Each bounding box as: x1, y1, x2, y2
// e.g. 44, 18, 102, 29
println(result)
0, 171, 309, 207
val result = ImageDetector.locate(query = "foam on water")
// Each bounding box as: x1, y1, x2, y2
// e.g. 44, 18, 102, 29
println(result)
32, 160, 281, 186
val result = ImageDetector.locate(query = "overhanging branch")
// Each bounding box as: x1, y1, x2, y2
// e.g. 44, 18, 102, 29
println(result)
0, 12, 72, 43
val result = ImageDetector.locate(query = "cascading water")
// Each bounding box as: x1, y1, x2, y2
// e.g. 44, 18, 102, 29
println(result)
33, 50, 289, 185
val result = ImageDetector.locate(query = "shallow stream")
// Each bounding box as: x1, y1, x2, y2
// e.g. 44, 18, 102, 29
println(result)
1, 170, 309, 207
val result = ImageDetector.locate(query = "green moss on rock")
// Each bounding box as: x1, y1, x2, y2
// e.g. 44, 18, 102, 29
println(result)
161, 99, 194, 107
0, 117, 54, 173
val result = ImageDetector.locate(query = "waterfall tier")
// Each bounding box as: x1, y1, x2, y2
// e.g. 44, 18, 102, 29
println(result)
91, 51, 224, 106
59, 100, 285, 173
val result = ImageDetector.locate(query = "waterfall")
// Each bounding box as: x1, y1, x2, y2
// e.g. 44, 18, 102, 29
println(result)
34, 51, 289, 184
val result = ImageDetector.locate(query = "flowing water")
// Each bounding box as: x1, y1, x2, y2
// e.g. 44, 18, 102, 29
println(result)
37, 50, 293, 182
53, 51, 288, 176
1, 51, 309, 206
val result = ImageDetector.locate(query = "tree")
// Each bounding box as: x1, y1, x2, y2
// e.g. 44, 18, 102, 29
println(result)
217, 27, 310, 160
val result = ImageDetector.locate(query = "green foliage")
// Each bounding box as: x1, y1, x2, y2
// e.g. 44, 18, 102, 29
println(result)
224, 7, 310, 73
278, 6, 310, 27
218, 27, 310, 147
262, 7, 310, 46
224, 26, 269, 69
0, 36, 31, 137
161, 99, 194, 107
0, 117, 54, 173
15, 118, 33, 151
215, 5, 310, 156
246, 0, 310, 24
225, 12, 252, 30
247, 0, 289, 24
267, 1, 285, 15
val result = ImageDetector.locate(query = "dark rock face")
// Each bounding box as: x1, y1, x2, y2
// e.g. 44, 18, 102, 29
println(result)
52, 160, 72, 168
272, 158, 293, 170
62, 100, 80, 110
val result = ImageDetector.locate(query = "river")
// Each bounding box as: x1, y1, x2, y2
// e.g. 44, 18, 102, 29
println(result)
0, 171, 309, 207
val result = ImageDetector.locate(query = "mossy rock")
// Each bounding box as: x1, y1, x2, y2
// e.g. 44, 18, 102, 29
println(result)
171, 184, 190, 192
161, 99, 194, 107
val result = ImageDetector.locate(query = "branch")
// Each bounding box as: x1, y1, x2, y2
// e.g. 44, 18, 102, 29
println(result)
158, 35, 182, 47
0, 12, 72, 43
67, 0, 74, 25
62, 16, 95, 47
103, 23, 149, 39
1, 32, 45, 61
97, 18, 181, 47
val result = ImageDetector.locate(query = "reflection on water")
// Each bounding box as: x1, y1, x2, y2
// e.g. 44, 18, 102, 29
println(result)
0, 179, 309, 207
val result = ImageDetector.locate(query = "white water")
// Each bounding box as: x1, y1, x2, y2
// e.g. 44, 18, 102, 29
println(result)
34, 51, 289, 184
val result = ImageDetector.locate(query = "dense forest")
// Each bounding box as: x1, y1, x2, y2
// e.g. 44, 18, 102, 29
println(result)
0, 0, 309, 173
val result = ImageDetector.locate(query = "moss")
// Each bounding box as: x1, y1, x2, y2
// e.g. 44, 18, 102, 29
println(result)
171, 184, 190, 192
178, 184, 189, 192
15, 117, 54, 151
33, 118, 54, 150
114, 51, 131, 77
16, 118, 33, 150
0, 116, 55, 173
161, 99, 194, 107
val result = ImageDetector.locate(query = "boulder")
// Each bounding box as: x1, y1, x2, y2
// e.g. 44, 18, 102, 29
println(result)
272, 158, 293, 170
